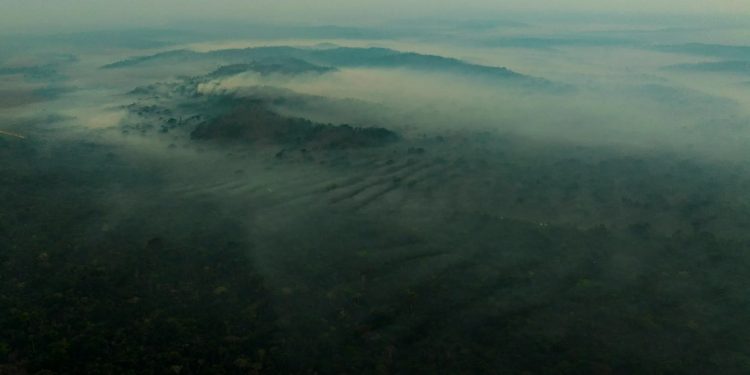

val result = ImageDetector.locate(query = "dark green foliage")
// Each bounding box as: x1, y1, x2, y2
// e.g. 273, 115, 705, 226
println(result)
251, 209, 750, 374
101, 50, 201, 69
190, 101, 399, 149
100, 46, 563, 89
0, 139, 280, 375
207, 59, 336, 78
3, 124, 750, 374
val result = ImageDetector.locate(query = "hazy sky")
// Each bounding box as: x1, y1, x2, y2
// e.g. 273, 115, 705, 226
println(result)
3, 0, 749, 33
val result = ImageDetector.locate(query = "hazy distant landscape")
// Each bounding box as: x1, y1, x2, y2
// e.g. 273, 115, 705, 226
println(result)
2, 2, 750, 374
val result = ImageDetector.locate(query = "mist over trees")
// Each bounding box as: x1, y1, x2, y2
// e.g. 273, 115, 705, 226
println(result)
2, 3, 750, 374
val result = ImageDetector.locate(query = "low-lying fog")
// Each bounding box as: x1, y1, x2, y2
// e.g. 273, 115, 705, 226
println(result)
5, 17, 750, 160
3, 11, 750, 374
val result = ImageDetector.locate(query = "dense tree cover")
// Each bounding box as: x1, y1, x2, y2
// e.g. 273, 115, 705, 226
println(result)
0, 139, 280, 374
4, 68, 750, 373
3, 132, 750, 374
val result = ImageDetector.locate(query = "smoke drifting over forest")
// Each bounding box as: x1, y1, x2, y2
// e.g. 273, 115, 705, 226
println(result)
2, 3, 750, 374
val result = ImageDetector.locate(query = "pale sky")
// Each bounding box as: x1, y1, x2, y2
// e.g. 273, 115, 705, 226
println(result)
2, 0, 749, 33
